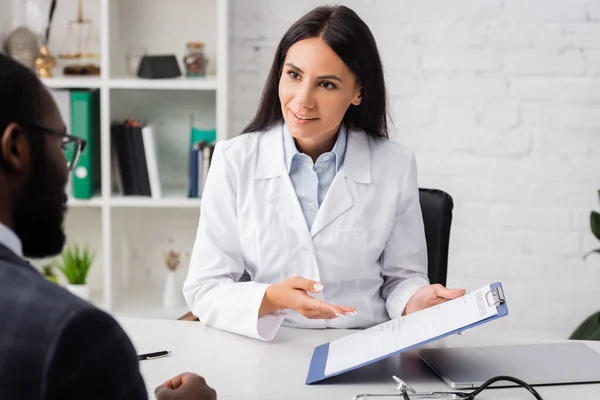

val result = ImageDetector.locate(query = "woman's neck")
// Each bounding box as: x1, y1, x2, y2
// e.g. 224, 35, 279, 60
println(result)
293, 127, 340, 164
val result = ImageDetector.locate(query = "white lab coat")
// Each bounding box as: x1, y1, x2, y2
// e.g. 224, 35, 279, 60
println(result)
183, 123, 429, 341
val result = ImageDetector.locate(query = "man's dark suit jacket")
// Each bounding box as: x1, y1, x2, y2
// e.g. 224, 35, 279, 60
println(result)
0, 243, 148, 399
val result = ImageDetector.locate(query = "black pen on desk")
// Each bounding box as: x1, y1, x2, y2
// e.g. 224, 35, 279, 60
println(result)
138, 350, 171, 361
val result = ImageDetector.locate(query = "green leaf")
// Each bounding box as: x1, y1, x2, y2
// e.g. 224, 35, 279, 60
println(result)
591, 211, 600, 241
54, 243, 95, 284
583, 249, 600, 260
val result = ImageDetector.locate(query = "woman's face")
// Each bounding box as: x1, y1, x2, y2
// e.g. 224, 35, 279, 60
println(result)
278, 37, 362, 143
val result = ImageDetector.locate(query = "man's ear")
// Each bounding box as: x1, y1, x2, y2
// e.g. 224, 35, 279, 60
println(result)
351, 88, 362, 106
1, 122, 30, 174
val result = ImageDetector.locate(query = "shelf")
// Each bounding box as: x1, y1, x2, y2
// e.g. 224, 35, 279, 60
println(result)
68, 196, 104, 207
66, 196, 201, 208
42, 76, 218, 91
108, 76, 218, 90
42, 76, 103, 89
109, 196, 201, 208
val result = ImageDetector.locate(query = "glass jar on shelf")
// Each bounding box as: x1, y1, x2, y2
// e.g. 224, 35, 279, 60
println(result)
183, 42, 207, 78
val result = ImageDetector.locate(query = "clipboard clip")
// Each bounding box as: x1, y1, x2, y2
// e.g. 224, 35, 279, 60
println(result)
485, 286, 505, 307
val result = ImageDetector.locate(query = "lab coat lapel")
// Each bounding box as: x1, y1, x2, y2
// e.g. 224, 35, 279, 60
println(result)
256, 124, 312, 241
309, 172, 354, 237
310, 130, 371, 237
267, 176, 312, 241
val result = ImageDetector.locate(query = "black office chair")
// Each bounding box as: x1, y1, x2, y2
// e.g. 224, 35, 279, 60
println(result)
178, 188, 454, 321
418, 188, 453, 287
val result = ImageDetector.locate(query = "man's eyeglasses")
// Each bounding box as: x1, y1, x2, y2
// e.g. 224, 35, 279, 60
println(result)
17, 121, 88, 172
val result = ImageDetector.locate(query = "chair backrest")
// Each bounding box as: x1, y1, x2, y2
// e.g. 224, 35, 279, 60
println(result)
418, 188, 453, 286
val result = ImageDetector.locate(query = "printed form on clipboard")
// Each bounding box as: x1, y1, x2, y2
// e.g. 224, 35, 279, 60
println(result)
305, 282, 508, 384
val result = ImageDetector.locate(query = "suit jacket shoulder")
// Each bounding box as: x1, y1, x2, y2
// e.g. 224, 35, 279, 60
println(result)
0, 245, 146, 400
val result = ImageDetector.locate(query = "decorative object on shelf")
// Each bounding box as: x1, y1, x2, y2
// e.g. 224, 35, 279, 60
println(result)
54, 243, 96, 301
125, 45, 147, 77
35, 44, 56, 78
42, 263, 58, 284
183, 42, 208, 77
57, 0, 101, 76
34, 0, 57, 78
4, 26, 39, 69
162, 250, 183, 308
137, 55, 181, 79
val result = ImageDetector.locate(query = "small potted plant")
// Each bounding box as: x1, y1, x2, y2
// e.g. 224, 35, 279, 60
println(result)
42, 263, 58, 284
54, 243, 96, 301
584, 190, 600, 259
571, 190, 600, 340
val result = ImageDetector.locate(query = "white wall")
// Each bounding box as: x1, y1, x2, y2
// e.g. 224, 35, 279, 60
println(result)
6, 0, 598, 339
230, 0, 600, 339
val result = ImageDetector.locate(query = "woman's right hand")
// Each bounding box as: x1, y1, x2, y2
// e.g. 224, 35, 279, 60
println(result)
259, 276, 356, 319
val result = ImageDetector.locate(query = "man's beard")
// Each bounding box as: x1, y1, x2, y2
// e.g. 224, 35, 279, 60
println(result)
13, 148, 67, 259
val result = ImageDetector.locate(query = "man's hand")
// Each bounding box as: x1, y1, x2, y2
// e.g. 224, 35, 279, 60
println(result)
259, 276, 356, 319
155, 373, 216, 400
403, 284, 466, 315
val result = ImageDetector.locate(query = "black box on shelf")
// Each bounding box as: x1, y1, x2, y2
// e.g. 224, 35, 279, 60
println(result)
137, 55, 181, 79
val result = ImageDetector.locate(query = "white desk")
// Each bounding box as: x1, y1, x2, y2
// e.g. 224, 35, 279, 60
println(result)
119, 317, 600, 400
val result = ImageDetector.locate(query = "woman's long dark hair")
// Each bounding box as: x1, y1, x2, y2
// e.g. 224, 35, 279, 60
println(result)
242, 5, 389, 139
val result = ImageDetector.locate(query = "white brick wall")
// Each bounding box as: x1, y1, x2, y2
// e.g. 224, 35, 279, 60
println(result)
230, 0, 600, 339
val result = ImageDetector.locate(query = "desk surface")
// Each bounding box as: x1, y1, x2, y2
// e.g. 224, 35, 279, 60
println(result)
119, 317, 600, 400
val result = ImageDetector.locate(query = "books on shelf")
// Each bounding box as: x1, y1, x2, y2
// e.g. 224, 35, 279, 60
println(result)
142, 126, 161, 198
110, 119, 217, 200
188, 140, 214, 198
111, 120, 160, 198
188, 124, 216, 198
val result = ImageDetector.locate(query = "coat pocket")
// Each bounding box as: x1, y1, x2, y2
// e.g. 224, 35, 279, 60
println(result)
315, 227, 394, 282
256, 227, 298, 280
239, 220, 303, 283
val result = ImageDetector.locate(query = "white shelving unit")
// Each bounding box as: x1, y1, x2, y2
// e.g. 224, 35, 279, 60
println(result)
43, 76, 104, 89
11, 0, 231, 318
44, 76, 219, 91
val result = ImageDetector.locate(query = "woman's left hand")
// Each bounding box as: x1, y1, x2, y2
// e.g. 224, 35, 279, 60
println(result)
403, 284, 466, 316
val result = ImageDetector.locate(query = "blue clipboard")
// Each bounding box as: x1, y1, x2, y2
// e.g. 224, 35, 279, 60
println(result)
306, 282, 508, 384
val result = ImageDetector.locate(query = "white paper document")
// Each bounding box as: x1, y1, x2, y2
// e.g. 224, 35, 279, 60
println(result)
324, 284, 499, 376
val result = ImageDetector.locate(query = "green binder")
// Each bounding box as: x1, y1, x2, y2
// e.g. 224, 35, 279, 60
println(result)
70, 90, 100, 199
